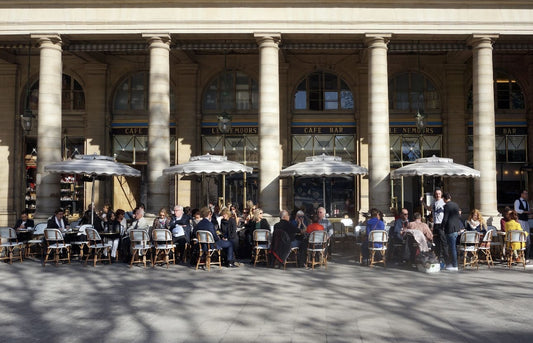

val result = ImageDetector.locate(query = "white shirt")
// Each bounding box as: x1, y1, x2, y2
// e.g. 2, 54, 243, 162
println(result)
432, 199, 445, 224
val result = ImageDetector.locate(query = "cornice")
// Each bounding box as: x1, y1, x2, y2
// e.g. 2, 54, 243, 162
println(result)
0, 0, 531, 8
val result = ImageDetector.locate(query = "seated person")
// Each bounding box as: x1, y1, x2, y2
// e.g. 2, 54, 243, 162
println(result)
193, 206, 236, 268
505, 210, 530, 261
306, 214, 324, 234
274, 210, 304, 249
401, 212, 433, 265
388, 208, 409, 262
464, 209, 487, 236
362, 208, 385, 260
126, 207, 150, 234
47, 208, 69, 232
169, 205, 192, 262
14, 210, 35, 230
500, 206, 511, 232
290, 210, 309, 232
14, 210, 35, 242
340, 213, 353, 228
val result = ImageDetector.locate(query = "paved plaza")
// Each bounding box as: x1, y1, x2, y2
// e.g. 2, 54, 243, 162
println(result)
1, 251, 533, 343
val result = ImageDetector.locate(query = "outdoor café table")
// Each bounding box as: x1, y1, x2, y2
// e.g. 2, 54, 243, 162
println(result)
100, 231, 121, 244
16, 228, 33, 243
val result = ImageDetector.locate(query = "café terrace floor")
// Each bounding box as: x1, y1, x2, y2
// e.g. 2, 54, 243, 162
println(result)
1, 248, 533, 343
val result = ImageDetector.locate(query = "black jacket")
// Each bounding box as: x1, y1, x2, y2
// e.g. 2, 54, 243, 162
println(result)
442, 201, 463, 234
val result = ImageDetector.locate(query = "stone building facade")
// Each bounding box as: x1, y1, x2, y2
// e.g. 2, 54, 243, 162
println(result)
0, 1, 532, 224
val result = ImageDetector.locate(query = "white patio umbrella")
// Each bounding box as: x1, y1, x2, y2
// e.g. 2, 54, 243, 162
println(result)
163, 153, 253, 206
391, 155, 480, 214
279, 154, 368, 210
390, 155, 480, 179
45, 154, 141, 224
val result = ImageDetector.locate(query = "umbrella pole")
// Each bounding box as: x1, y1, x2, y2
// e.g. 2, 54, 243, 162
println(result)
91, 175, 95, 226
420, 175, 425, 220
322, 177, 326, 211
243, 172, 247, 209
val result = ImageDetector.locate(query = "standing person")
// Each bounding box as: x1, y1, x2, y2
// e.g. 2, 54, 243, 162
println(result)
514, 190, 530, 233
422, 188, 447, 267
442, 192, 462, 271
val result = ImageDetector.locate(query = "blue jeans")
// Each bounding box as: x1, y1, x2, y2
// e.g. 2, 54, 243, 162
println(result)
446, 232, 458, 267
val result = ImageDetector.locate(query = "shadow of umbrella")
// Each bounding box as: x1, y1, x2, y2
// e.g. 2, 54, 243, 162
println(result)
44, 154, 141, 224
279, 154, 368, 210
163, 153, 253, 206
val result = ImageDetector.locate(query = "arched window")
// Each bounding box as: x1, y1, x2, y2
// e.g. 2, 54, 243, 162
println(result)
202, 70, 258, 113
389, 72, 439, 112
113, 72, 149, 114
27, 74, 85, 112
294, 71, 354, 111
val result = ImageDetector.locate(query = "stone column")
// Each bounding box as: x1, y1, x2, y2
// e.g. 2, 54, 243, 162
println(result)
357, 65, 369, 219
84, 63, 107, 207
445, 65, 469, 209
144, 34, 171, 214
470, 35, 499, 217
255, 33, 281, 216
175, 63, 198, 206
366, 34, 391, 213
0, 63, 17, 225
33, 34, 62, 219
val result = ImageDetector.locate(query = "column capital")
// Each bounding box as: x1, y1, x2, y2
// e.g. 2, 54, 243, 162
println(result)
467, 34, 499, 47
30, 33, 63, 49
254, 33, 281, 46
364, 33, 391, 47
142, 33, 171, 50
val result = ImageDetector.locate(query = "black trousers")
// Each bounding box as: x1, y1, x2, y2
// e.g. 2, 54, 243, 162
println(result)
433, 224, 448, 263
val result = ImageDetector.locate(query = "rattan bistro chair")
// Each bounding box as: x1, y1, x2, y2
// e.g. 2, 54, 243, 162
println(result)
43, 228, 71, 266
129, 229, 152, 268
253, 229, 270, 267
0, 227, 24, 264
26, 222, 47, 258
505, 230, 527, 270
458, 231, 480, 270
195, 230, 222, 271
478, 229, 494, 268
152, 229, 176, 268
368, 230, 388, 268
306, 230, 328, 270
85, 228, 112, 267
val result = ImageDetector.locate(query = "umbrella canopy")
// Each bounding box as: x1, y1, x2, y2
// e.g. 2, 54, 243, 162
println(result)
279, 154, 368, 177
280, 154, 368, 211
163, 154, 253, 206
45, 154, 141, 224
390, 155, 480, 179
163, 154, 252, 176
45, 154, 141, 177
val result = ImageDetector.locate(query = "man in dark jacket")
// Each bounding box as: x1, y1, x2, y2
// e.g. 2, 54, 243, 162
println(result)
193, 207, 236, 267
442, 192, 462, 271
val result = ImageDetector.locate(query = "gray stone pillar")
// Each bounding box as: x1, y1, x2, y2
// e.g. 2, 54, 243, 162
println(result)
255, 33, 281, 216
84, 63, 108, 208
175, 64, 198, 206
144, 34, 171, 214
445, 65, 469, 209
33, 34, 62, 219
470, 35, 499, 217
0, 63, 17, 225
366, 34, 391, 213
